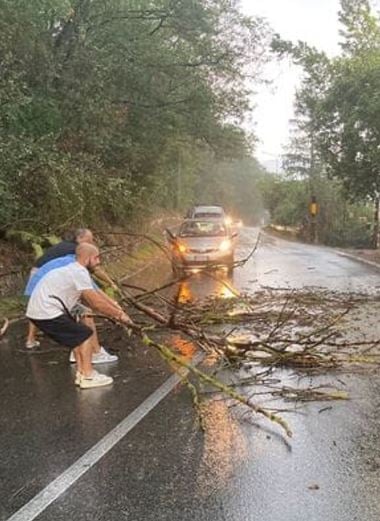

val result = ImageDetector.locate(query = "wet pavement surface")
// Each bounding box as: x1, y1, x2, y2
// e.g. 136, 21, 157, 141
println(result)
2, 228, 380, 520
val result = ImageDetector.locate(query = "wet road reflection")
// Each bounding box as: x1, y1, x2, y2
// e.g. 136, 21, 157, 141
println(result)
169, 334, 196, 360
177, 271, 237, 304
196, 400, 248, 498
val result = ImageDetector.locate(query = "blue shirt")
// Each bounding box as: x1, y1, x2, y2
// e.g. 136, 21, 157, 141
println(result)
25, 255, 99, 296
34, 241, 76, 268
25, 255, 76, 296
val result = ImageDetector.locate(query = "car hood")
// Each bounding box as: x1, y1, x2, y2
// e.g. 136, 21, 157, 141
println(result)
178, 236, 228, 250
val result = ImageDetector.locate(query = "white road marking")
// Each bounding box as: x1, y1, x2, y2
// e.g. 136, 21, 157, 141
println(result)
7, 353, 204, 521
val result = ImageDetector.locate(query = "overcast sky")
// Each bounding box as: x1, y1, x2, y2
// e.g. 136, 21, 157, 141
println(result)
241, 0, 341, 164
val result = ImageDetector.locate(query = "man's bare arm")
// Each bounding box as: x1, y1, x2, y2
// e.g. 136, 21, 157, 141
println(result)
97, 288, 123, 310
92, 267, 118, 289
81, 289, 132, 324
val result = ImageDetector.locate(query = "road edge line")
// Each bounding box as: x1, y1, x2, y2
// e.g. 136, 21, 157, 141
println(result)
6, 352, 205, 521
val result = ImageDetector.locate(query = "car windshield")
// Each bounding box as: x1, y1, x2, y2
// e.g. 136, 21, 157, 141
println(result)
179, 221, 227, 238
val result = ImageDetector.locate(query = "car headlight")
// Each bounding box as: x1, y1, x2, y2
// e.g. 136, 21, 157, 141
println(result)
219, 239, 232, 252
177, 243, 188, 254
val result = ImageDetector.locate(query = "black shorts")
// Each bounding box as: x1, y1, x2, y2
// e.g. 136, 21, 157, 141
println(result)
30, 314, 93, 349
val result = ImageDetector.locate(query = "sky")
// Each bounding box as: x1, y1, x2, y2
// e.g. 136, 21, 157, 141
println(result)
241, 0, 342, 165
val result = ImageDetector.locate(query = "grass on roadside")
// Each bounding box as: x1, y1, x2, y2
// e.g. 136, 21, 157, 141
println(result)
0, 295, 26, 320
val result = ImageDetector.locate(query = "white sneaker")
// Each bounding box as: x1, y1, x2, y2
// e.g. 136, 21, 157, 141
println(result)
26, 340, 40, 349
69, 346, 118, 364
79, 370, 113, 389
92, 346, 119, 364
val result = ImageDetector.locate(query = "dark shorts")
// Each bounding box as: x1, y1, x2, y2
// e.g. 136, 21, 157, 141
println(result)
30, 314, 93, 349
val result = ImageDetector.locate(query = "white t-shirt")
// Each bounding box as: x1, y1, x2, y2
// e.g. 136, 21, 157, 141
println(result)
26, 262, 94, 320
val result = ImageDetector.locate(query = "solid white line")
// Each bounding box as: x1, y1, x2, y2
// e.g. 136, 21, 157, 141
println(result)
7, 353, 204, 521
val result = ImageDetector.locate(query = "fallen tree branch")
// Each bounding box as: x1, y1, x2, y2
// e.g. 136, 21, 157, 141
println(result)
95, 308, 293, 437
233, 232, 261, 268
140, 331, 293, 438
95, 229, 173, 263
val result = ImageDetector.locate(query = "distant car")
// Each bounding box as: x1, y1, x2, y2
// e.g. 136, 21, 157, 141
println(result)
185, 205, 243, 229
167, 219, 237, 274
185, 205, 226, 220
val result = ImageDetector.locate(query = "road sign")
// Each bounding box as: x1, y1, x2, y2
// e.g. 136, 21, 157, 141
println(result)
309, 196, 319, 217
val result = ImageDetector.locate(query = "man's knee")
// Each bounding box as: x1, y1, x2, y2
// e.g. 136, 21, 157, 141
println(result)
81, 315, 95, 328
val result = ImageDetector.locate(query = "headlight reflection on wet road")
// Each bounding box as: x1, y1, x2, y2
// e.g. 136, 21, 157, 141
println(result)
177, 271, 238, 303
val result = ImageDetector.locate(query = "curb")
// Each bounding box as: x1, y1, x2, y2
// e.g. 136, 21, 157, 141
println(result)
335, 250, 380, 271
265, 228, 380, 271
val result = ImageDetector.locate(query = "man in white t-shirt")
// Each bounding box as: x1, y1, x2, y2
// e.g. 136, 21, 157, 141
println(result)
25, 228, 120, 367
27, 243, 133, 389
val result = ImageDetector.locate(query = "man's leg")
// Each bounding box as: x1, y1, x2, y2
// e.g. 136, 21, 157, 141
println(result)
26, 320, 40, 349
75, 336, 113, 389
30, 315, 113, 388
81, 315, 101, 354
70, 309, 118, 364
73, 335, 94, 377
25, 267, 40, 348
73, 335, 113, 388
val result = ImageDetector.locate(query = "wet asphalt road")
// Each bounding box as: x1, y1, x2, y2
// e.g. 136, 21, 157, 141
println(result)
2, 228, 380, 521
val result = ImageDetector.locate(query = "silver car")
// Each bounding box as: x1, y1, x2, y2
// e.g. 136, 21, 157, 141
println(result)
167, 219, 237, 274
185, 205, 226, 220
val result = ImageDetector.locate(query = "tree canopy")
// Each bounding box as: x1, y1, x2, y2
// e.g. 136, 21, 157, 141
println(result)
0, 0, 270, 230
273, 0, 380, 204
266, 0, 380, 247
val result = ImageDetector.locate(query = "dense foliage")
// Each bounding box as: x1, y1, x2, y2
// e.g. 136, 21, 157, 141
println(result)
259, 173, 372, 247
268, 0, 380, 247
0, 0, 269, 231
3, 0, 378, 250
